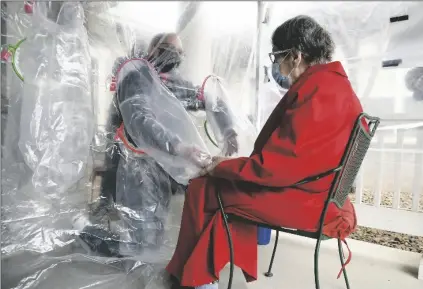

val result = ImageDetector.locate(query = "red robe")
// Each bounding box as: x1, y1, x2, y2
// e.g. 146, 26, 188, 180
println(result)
166, 62, 361, 287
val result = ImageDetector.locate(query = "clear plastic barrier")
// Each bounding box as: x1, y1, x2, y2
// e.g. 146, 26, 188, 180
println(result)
1, 2, 257, 289
2, 1, 423, 289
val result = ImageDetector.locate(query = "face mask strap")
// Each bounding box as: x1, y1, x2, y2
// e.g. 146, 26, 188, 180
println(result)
274, 48, 296, 76
287, 60, 300, 78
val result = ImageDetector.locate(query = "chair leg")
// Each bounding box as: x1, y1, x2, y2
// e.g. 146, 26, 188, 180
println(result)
215, 189, 234, 289
337, 238, 351, 289
264, 230, 279, 277
314, 238, 322, 289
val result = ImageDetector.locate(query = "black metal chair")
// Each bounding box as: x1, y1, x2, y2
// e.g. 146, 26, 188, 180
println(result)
216, 113, 380, 289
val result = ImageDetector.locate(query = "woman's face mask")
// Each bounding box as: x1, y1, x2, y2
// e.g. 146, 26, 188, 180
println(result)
272, 62, 291, 89
270, 49, 296, 89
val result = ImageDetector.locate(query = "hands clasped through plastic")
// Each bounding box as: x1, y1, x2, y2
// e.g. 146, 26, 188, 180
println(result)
87, 35, 246, 262
175, 143, 212, 172
177, 126, 240, 177
176, 132, 239, 177
199, 156, 232, 177
0, 3, 249, 285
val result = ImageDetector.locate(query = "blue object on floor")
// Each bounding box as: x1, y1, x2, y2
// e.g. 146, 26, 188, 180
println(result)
257, 226, 271, 245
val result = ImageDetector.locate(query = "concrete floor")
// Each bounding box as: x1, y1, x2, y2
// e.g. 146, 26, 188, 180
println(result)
218, 233, 422, 289
2, 228, 421, 289
2, 195, 421, 289
166, 191, 423, 289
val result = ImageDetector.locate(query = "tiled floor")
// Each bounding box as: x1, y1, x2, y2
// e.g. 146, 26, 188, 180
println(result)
218, 233, 422, 289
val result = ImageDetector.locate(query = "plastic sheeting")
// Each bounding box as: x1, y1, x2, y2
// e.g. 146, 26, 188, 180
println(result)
2, 1, 423, 289
2, 0, 93, 246
264, 2, 423, 112
201, 75, 256, 155
19, 2, 93, 192
1, 2, 258, 289
114, 58, 211, 184
257, 66, 288, 129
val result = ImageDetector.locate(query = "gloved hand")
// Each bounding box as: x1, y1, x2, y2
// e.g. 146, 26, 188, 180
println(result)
175, 143, 212, 169
223, 129, 238, 156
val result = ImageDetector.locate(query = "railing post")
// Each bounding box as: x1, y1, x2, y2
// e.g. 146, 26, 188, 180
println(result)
412, 127, 423, 212
354, 168, 364, 205
374, 131, 386, 207
392, 129, 405, 209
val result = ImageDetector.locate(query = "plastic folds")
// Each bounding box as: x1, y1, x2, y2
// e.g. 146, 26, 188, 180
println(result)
201, 75, 256, 156
114, 58, 211, 185
3, 1, 423, 289
257, 66, 288, 129
1, 1, 260, 289
2, 0, 94, 253
17, 2, 94, 193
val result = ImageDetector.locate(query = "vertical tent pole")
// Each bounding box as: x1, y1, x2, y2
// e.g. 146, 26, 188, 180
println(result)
177, 2, 212, 85
254, 0, 263, 126
0, 2, 6, 283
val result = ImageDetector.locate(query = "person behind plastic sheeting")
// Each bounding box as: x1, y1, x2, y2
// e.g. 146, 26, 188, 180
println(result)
146, 32, 239, 155
166, 15, 361, 289
89, 33, 239, 257
98, 33, 239, 206
405, 67, 423, 101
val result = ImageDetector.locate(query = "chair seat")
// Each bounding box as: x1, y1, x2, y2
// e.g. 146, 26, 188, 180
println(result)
226, 213, 331, 240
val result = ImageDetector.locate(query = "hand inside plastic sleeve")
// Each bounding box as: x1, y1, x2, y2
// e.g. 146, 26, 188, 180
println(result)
199, 156, 232, 176
223, 129, 239, 156
175, 143, 212, 168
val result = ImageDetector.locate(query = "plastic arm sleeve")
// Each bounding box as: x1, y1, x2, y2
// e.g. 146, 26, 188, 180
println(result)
117, 69, 183, 155
202, 90, 235, 136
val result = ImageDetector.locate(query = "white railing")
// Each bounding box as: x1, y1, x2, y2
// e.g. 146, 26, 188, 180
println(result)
353, 122, 423, 237
353, 121, 423, 279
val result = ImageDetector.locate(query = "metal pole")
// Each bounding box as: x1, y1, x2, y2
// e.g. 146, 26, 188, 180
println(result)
0, 3, 6, 283
1, 1, 8, 146
254, 0, 263, 126
177, 2, 200, 34
177, 2, 211, 85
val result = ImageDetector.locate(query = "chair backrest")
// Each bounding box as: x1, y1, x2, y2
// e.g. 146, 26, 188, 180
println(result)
329, 113, 380, 208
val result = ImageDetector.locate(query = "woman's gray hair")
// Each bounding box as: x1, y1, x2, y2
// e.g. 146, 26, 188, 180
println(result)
271, 15, 335, 65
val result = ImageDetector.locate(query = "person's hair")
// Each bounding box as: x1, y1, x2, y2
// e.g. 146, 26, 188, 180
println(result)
405, 67, 423, 92
271, 15, 335, 65
147, 32, 178, 56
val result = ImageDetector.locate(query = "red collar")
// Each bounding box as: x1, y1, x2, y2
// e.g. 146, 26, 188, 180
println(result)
303, 61, 347, 78
288, 61, 347, 93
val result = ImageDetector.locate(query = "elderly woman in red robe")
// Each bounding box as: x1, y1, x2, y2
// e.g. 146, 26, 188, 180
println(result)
166, 15, 362, 289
